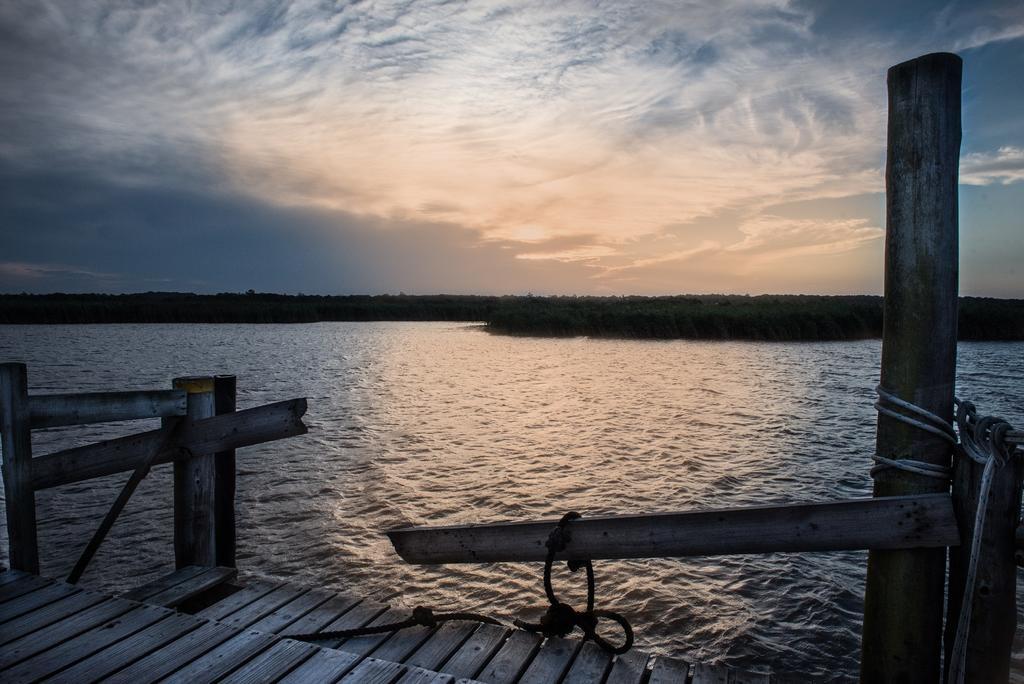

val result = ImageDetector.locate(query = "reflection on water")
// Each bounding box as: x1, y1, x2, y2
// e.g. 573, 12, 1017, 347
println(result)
0, 322, 1021, 681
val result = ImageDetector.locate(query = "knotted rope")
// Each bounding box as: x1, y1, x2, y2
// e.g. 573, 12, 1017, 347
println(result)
871, 384, 1020, 684
514, 512, 633, 654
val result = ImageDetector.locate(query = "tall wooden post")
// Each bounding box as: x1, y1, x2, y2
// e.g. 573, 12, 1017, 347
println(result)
172, 376, 216, 568
0, 363, 39, 573
860, 53, 961, 682
213, 375, 237, 568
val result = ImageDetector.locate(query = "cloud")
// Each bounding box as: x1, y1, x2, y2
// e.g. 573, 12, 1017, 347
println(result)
0, 1, 1021, 295
960, 146, 1024, 186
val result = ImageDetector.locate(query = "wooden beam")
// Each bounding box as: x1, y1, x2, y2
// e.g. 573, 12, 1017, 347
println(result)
213, 375, 237, 568
30, 398, 307, 490
860, 52, 961, 684
387, 494, 960, 565
28, 390, 187, 429
0, 363, 39, 573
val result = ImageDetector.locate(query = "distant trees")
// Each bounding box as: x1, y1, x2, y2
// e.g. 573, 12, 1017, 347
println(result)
0, 292, 1021, 341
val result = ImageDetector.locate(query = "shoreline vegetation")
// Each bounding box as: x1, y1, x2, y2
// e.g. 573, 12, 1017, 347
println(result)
1, 292, 1022, 341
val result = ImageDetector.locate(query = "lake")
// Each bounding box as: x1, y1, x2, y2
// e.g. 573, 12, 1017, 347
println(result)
0, 322, 1021, 680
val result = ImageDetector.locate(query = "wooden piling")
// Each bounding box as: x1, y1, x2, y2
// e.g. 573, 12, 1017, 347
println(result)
214, 375, 237, 568
0, 363, 39, 573
859, 52, 961, 683
945, 444, 1023, 681
172, 376, 217, 568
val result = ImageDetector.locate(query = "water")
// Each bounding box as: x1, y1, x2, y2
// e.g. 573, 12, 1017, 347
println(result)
0, 322, 1021, 680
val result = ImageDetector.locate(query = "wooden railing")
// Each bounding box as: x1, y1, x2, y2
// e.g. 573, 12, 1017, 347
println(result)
0, 363, 307, 580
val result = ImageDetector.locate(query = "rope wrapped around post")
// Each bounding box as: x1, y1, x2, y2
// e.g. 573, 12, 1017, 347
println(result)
514, 512, 634, 655
870, 385, 1021, 684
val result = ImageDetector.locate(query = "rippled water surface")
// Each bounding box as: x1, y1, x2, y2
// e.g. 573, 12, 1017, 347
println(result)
1, 323, 1021, 680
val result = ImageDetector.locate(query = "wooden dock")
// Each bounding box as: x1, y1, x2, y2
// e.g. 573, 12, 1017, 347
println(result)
0, 566, 773, 683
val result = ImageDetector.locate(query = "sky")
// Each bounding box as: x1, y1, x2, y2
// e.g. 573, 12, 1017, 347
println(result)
1, 0, 1022, 296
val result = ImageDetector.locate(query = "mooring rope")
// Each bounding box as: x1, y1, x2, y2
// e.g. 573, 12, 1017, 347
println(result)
871, 384, 1020, 684
291, 513, 633, 654
513, 512, 634, 655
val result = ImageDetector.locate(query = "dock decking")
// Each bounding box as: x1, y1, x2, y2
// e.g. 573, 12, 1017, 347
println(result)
0, 567, 777, 683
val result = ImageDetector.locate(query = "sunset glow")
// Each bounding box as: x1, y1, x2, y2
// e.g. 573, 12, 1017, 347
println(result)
1, 1, 1022, 295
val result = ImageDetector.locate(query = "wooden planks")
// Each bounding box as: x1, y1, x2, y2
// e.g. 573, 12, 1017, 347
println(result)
42, 612, 200, 683
389, 494, 960, 564
0, 581, 80, 625
215, 583, 309, 630
440, 623, 509, 679
519, 636, 580, 684
605, 649, 650, 684
127, 566, 236, 608
28, 389, 187, 429
562, 641, 612, 684
2, 604, 170, 682
277, 648, 360, 683
248, 587, 335, 634
281, 593, 362, 637
104, 619, 239, 684
0, 598, 135, 668
649, 656, 691, 684
316, 599, 389, 649
31, 398, 308, 490
405, 621, 478, 670
196, 580, 279, 621
339, 606, 413, 657
476, 629, 541, 684
161, 628, 277, 683
218, 638, 319, 684
341, 657, 405, 683
0, 573, 51, 603
172, 376, 217, 569
0, 589, 108, 646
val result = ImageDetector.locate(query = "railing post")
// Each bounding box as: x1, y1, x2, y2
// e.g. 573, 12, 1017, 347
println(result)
171, 376, 216, 568
860, 53, 961, 682
213, 375, 237, 568
0, 363, 39, 573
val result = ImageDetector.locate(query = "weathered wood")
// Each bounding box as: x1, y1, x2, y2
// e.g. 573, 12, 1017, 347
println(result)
476, 629, 541, 684
337, 605, 407, 656
518, 636, 580, 684
277, 648, 359, 683
216, 583, 308, 630
281, 592, 362, 637
2, 604, 170, 683
121, 565, 209, 602
0, 569, 31, 586
27, 389, 186, 429
161, 628, 277, 684
0, 589, 107, 646
134, 566, 237, 608
861, 52, 962, 684
0, 363, 39, 573
317, 599, 389, 649
196, 580, 280, 621
389, 494, 959, 564
341, 657, 405, 683
172, 376, 216, 568
562, 641, 612, 684
400, 667, 456, 684
944, 448, 1023, 682
0, 573, 50, 602
67, 420, 185, 583
371, 616, 436, 663
0, 581, 79, 625
214, 374, 237, 568
691, 662, 731, 683
439, 623, 509, 679
247, 587, 334, 634
405, 621, 478, 670
104, 619, 239, 684
219, 638, 319, 684
649, 656, 690, 684
604, 649, 649, 684
45, 611, 200, 683
31, 398, 308, 490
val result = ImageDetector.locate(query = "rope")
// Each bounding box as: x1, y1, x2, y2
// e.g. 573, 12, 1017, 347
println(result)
871, 385, 1020, 684
513, 512, 634, 655
870, 385, 955, 480
288, 607, 503, 643
946, 400, 1017, 684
